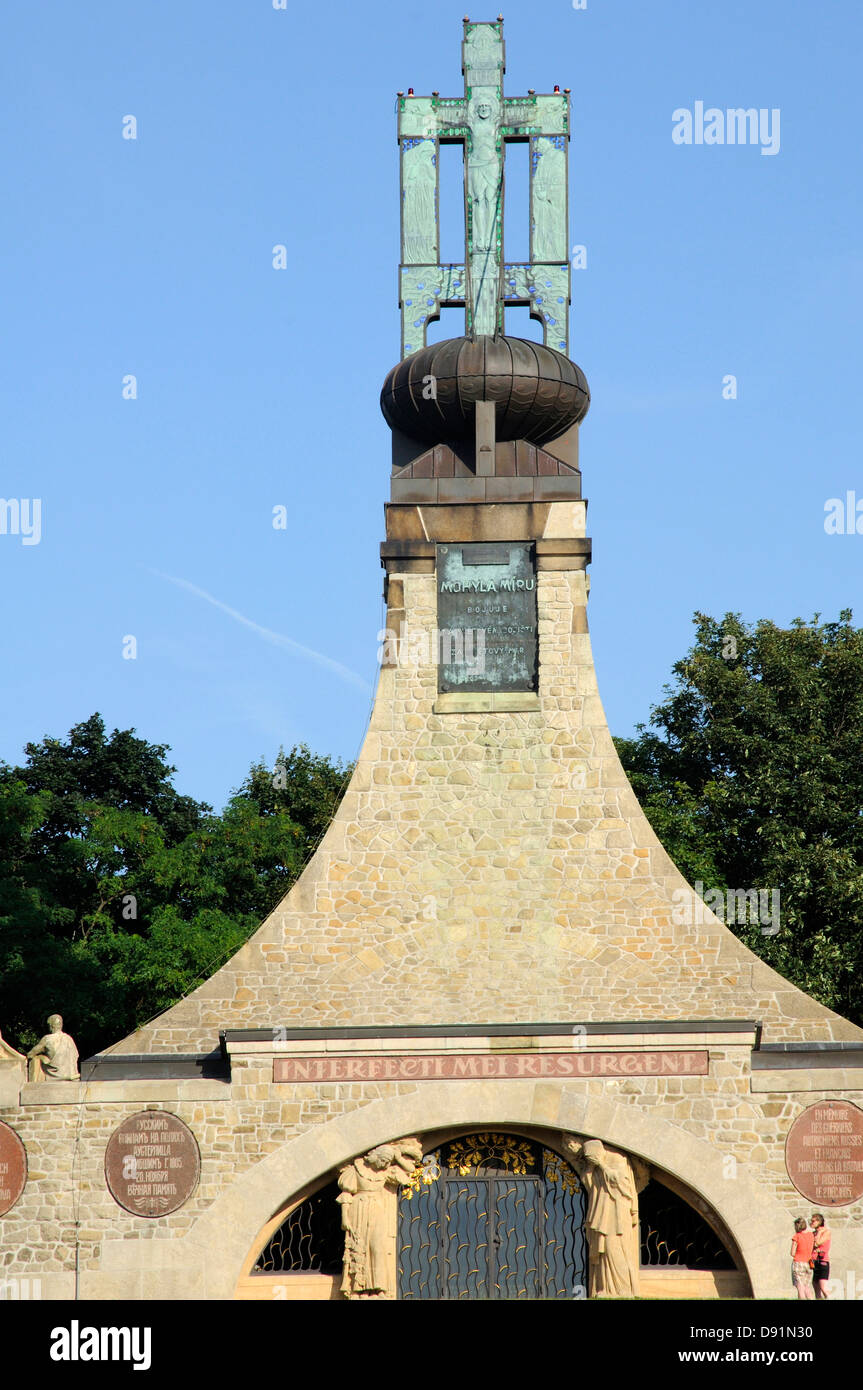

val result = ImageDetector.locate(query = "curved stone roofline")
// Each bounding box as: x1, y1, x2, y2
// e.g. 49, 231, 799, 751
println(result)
112, 571, 863, 1054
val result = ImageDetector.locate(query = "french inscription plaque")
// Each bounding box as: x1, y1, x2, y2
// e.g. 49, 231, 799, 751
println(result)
436, 541, 537, 692
785, 1100, 863, 1206
105, 1110, 200, 1217
0, 1120, 27, 1216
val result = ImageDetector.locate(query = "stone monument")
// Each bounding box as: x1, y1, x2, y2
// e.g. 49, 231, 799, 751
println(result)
2, 17, 863, 1304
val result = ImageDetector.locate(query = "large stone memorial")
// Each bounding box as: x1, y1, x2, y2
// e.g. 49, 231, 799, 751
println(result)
1, 17, 863, 1304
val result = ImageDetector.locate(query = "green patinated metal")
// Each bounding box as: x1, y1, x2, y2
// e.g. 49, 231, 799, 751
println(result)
398, 18, 571, 358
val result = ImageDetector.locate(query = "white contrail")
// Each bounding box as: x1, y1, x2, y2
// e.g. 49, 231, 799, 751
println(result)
151, 570, 372, 692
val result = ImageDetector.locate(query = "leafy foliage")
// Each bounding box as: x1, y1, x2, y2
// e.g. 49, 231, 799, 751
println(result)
0, 715, 351, 1059
615, 611, 863, 1026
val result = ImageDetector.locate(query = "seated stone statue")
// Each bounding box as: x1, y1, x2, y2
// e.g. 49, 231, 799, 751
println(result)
27, 1014, 79, 1081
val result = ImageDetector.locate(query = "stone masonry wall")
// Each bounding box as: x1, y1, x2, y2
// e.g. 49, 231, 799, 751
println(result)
112, 524, 863, 1052
3, 1055, 863, 1299
5, 500, 863, 1301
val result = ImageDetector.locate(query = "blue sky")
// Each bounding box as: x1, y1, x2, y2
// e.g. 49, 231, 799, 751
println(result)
1, 0, 861, 809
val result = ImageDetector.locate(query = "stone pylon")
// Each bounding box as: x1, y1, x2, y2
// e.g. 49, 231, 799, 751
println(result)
118, 332, 861, 1054
6, 21, 863, 1308
114, 13, 861, 1057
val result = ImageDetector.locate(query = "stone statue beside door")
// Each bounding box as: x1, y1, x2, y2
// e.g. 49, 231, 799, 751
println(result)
562, 1135, 650, 1297
337, 1137, 422, 1298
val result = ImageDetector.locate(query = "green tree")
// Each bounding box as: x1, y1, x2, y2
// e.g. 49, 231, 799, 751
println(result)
615, 611, 863, 1026
1, 713, 209, 942
238, 744, 351, 852
0, 718, 351, 1059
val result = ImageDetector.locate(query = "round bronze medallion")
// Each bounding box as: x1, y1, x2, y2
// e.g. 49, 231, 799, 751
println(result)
785, 1099, 863, 1207
105, 1110, 200, 1217
0, 1120, 27, 1216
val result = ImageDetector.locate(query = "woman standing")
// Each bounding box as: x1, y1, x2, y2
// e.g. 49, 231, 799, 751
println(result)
810, 1212, 832, 1299
790, 1217, 815, 1299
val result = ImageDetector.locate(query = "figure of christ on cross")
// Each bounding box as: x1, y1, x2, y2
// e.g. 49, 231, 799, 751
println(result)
396, 18, 571, 356
467, 93, 504, 335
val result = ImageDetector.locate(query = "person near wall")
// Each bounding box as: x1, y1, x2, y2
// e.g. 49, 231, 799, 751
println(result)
790, 1216, 815, 1300
810, 1213, 832, 1299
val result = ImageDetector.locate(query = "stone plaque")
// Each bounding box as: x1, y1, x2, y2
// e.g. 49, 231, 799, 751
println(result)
274, 1050, 709, 1082
105, 1110, 200, 1217
785, 1100, 863, 1207
437, 541, 537, 692
0, 1120, 27, 1216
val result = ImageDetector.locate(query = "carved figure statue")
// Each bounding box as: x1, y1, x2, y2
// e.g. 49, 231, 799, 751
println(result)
337, 1136, 423, 1298
563, 1136, 649, 1298
396, 19, 572, 354
27, 1014, 79, 1082
402, 142, 437, 263
532, 138, 566, 262
468, 99, 501, 255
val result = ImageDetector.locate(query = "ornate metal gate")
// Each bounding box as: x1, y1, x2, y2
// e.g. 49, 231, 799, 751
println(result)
398, 1133, 586, 1300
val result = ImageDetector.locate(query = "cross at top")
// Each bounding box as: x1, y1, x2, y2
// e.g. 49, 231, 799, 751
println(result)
397, 17, 571, 358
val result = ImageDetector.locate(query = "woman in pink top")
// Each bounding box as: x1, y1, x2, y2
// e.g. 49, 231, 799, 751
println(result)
810, 1213, 832, 1299
790, 1217, 815, 1299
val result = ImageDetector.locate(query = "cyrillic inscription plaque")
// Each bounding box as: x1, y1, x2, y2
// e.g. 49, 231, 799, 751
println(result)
785, 1100, 863, 1206
0, 1120, 27, 1216
105, 1110, 200, 1217
436, 541, 537, 692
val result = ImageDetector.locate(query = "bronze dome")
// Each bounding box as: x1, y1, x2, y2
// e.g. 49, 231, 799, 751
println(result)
380, 335, 589, 446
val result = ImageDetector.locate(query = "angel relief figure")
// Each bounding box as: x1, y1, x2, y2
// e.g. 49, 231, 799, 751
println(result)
337, 1137, 422, 1298
532, 138, 566, 262
402, 143, 437, 264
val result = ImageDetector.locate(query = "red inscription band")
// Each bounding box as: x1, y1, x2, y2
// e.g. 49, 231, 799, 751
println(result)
272, 1050, 709, 1083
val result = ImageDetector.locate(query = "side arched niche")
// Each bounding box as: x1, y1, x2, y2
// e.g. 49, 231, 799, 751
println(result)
234, 1124, 752, 1301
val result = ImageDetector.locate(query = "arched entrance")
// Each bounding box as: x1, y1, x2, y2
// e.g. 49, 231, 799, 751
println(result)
398, 1132, 586, 1300
94, 1085, 786, 1297
234, 1122, 750, 1300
